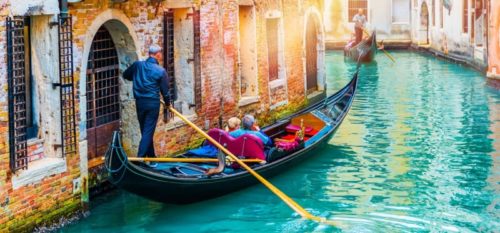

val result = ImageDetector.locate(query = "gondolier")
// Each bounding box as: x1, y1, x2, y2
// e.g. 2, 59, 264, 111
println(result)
123, 45, 171, 159
352, 8, 367, 44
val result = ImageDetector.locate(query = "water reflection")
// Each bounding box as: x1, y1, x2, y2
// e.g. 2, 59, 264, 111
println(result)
61, 51, 499, 233
323, 51, 499, 232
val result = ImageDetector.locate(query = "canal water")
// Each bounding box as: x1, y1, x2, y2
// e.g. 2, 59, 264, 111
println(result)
60, 51, 499, 232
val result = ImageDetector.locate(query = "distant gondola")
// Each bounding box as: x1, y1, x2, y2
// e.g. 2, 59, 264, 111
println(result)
105, 71, 359, 204
344, 31, 377, 63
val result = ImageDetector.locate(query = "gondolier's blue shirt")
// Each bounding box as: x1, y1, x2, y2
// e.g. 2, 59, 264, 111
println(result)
123, 57, 170, 103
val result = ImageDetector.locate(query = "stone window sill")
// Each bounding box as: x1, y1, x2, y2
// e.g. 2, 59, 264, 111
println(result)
391, 22, 409, 25
270, 100, 288, 110
27, 138, 44, 146
238, 96, 260, 107
12, 157, 67, 190
165, 114, 198, 130
307, 90, 324, 99
269, 79, 286, 89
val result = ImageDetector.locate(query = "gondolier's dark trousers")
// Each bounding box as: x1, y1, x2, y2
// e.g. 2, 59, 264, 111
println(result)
355, 27, 363, 44
136, 98, 160, 158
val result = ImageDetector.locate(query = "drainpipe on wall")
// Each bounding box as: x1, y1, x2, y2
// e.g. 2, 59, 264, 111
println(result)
59, 0, 68, 18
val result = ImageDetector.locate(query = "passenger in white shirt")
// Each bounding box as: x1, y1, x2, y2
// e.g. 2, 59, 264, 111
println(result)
352, 9, 367, 44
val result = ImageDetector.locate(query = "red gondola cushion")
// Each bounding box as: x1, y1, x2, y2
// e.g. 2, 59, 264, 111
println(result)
285, 124, 315, 136
206, 129, 266, 160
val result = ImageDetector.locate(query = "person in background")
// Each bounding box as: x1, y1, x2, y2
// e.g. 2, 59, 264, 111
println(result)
123, 44, 170, 165
225, 117, 241, 132
352, 8, 367, 44
229, 115, 272, 146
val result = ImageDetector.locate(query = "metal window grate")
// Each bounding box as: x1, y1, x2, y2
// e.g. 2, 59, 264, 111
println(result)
58, 15, 77, 157
163, 10, 176, 104
86, 26, 120, 129
348, 0, 367, 22
6, 16, 28, 172
193, 9, 202, 110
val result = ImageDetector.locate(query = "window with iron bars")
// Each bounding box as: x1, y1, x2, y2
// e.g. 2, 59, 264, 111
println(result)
6, 16, 39, 172
6, 15, 75, 172
348, 0, 368, 22
163, 9, 201, 112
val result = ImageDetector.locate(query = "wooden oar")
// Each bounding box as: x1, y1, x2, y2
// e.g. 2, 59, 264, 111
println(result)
363, 29, 396, 63
167, 105, 337, 225
127, 157, 264, 163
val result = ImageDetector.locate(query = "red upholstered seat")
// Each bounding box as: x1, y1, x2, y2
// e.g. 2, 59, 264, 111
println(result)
206, 129, 266, 160
285, 124, 315, 136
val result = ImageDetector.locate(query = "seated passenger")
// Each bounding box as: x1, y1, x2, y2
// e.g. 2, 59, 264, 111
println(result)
229, 115, 272, 146
225, 117, 241, 132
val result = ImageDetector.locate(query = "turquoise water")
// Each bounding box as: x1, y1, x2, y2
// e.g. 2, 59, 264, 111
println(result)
61, 51, 500, 232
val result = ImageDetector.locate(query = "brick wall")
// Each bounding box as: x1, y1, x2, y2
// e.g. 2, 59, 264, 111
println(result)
0, 0, 325, 231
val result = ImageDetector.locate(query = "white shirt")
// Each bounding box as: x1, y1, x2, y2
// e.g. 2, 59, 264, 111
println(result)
352, 14, 367, 28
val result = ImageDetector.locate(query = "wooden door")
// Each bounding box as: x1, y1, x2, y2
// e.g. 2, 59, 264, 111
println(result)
86, 26, 120, 161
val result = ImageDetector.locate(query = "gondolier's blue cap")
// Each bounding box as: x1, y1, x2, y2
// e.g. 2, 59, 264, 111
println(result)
242, 115, 255, 130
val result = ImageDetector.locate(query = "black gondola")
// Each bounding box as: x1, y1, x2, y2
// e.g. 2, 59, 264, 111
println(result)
105, 71, 359, 204
344, 31, 377, 63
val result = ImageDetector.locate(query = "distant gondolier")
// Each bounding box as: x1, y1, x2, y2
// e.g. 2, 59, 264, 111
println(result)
352, 9, 367, 44
123, 45, 170, 161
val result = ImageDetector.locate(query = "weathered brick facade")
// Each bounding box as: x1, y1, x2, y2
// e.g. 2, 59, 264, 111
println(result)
0, 0, 325, 231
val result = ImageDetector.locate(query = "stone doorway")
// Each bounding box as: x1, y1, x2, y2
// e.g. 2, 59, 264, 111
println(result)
86, 26, 120, 162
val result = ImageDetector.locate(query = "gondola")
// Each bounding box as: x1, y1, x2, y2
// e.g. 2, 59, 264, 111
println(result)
105, 71, 359, 204
344, 30, 377, 63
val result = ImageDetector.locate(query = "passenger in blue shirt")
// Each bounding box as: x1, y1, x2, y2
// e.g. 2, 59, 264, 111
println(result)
229, 115, 272, 146
123, 45, 170, 161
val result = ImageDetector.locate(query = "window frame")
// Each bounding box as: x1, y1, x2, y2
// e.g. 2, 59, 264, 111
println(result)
237, 4, 259, 105
463, 0, 469, 33
347, 0, 369, 23
22, 17, 38, 139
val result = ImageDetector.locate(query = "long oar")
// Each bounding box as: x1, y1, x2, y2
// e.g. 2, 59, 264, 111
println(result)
167, 105, 335, 224
363, 29, 395, 63
128, 157, 264, 163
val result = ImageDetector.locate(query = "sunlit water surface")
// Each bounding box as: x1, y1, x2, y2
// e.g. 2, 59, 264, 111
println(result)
61, 51, 499, 232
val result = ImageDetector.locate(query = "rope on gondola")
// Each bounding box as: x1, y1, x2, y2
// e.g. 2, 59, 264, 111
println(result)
104, 139, 128, 185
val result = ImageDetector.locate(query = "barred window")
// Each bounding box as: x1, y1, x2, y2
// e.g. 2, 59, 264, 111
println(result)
348, 0, 368, 22
163, 8, 201, 115
6, 16, 38, 172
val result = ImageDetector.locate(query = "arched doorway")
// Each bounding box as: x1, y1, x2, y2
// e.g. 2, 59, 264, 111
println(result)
86, 26, 121, 161
306, 16, 318, 94
420, 2, 430, 44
